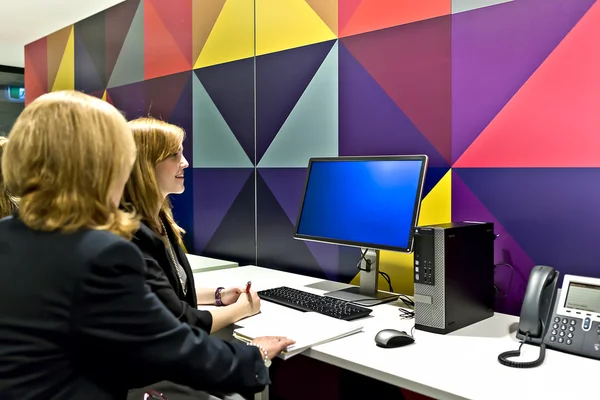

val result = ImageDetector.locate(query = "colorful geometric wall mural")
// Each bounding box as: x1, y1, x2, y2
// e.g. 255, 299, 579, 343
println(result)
24, 0, 600, 322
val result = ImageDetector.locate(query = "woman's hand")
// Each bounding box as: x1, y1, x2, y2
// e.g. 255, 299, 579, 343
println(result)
252, 336, 296, 360
234, 289, 261, 317
220, 287, 245, 306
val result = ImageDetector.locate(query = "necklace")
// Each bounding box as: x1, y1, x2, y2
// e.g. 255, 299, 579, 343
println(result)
160, 220, 187, 296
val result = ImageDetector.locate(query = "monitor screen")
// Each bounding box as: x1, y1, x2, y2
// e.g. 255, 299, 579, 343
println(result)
294, 155, 428, 252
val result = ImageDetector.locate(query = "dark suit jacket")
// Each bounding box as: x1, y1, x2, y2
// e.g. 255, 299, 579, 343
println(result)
0, 216, 268, 400
132, 220, 214, 332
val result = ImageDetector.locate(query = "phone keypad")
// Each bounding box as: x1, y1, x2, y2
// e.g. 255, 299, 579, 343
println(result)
550, 316, 577, 345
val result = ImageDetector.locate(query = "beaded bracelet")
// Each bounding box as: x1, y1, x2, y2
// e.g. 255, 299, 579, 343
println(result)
248, 342, 271, 367
214, 287, 225, 306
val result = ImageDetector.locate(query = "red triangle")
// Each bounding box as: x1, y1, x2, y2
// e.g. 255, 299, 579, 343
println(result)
341, 0, 450, 38
146, 0, 191, 65
144, 0, 191, 80
338, 0, 363, 37
455, 2, 600, 168
24, 37, 47, 106
342, 16, 452, 165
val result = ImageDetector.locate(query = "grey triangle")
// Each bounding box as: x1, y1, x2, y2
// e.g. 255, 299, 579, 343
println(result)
193, 75, 253, 168
258, 42, 338, 168
452, 0, 512, 14
107, 1, 145, 88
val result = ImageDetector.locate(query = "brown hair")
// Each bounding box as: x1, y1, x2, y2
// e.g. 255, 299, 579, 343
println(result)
1, 90, 139, 238
0, 136, 18, 218
121, 117, 185, 243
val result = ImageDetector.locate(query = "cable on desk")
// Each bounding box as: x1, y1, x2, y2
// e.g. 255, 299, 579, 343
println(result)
497, 332, 546, 368
398, 308, 415, 320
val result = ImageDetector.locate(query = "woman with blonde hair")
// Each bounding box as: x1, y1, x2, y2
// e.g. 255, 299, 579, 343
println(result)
0, 91, 293, 400
122, 117, 260, 335
0, 136, 18, 218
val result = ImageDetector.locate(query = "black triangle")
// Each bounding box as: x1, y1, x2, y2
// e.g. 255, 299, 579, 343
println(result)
256, 172, 326, 280
202, 170, 256, 266
74, 12, 106, 92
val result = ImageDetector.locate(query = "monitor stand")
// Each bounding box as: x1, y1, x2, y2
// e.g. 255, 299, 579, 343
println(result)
324, 248, 398, 306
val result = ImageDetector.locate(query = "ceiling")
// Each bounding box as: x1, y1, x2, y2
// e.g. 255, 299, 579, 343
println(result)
0, 0, 125, 67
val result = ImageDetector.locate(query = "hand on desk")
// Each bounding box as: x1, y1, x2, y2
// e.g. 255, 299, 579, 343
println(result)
235, 289, 261, 318
252, 336, 296, 360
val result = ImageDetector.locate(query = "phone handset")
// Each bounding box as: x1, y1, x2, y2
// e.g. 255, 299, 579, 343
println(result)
498, 265, 559, 368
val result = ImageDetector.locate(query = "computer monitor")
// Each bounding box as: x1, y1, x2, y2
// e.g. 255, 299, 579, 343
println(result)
294, 155, 428, 305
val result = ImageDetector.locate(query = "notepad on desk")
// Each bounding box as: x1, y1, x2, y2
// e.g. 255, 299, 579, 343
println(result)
232, 311, 364, 359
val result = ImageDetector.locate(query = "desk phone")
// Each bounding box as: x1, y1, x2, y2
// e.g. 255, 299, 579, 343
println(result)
498, 266, 600, 368
543, 274, 600, 359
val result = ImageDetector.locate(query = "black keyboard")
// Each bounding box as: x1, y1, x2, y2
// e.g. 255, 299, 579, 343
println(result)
257, 286, 372, 321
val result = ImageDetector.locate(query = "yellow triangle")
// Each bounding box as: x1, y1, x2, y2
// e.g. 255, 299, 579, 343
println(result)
51, 27, 74, 92
194, 0, 254, 68
102, 91, 107, 102
350, 170, 452, 296
256, 0, 337, 56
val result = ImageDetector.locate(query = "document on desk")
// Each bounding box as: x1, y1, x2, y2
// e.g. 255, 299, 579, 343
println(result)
232, 311, 363, 360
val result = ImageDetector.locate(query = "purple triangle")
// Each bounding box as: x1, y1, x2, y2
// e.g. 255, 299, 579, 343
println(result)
455, 168, 600, 282
451, 0, 595, 163
163, 72, 193, 165
452, 170, 534, 316
256, 40, 335, 163
338, 43, 448, 168
165, 75, 194, 250
259, 168, 339, 280
193, 168, 253, 254
195, 60, 255, 164
258, 168, 307, 225
304, 241, 340, 281
106, 81, 146, 119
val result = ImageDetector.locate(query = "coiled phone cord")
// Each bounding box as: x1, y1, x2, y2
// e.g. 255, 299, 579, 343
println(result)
498, 332, 546, 368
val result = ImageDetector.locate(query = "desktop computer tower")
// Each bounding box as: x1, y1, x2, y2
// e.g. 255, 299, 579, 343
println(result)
413, 222, 496, 334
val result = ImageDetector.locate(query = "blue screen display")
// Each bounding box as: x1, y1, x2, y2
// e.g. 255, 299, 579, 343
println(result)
296, 159, 424, 250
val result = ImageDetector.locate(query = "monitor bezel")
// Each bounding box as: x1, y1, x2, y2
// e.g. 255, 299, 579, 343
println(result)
293, 155, 429, 254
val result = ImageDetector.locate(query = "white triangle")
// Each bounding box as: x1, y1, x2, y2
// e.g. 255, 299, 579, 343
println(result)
193, 75, 253, 168
258, 42, 338, 168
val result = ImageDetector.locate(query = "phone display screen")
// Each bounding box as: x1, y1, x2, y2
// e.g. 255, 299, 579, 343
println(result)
564, 282, 600, 313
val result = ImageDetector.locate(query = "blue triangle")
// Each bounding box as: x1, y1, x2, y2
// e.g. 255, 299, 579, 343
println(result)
259, 42, 338, 168
192, 75, 253, 168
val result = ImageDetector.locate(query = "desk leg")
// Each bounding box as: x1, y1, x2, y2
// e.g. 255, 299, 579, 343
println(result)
254, 386, 268, 400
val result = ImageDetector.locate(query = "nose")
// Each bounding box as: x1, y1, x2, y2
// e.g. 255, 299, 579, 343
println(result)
181, 155, 189, 169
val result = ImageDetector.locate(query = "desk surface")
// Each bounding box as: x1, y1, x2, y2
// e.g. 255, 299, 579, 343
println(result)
196, 266, 600, 400
185, 254, 238, 272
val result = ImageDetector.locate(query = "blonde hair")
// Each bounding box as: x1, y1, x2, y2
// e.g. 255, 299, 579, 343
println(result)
0, 136, 18, 218
122, 117, 185, 244
2, 90, 139, 238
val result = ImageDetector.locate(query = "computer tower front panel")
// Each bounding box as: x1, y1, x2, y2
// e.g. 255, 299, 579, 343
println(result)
413, 227, 446, 332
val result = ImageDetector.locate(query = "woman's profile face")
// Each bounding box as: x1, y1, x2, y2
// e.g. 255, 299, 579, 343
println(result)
155, 144, 188, 198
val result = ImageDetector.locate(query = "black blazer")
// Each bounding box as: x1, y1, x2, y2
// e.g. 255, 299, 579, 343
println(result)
132, 220, 214, 332
0, 216, 268, 400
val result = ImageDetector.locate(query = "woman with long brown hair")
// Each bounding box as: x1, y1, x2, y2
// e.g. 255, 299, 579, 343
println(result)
121, 117, 260, 336
0, 91, 293, 400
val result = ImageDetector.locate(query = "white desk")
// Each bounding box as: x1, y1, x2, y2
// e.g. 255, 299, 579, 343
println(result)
185, 254, 238, 272
197, 266, 600, 400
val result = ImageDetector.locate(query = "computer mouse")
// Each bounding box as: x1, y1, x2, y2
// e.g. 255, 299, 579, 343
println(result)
374, 329, 415, 348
